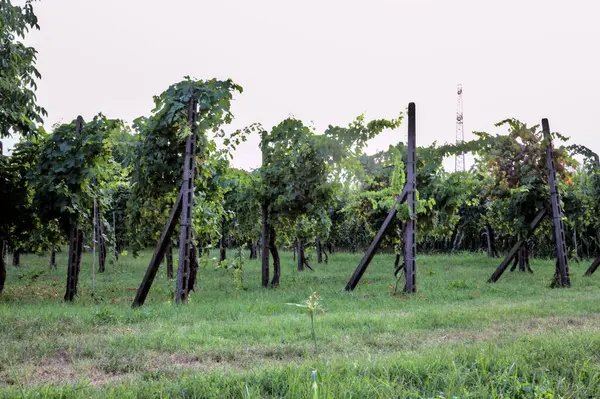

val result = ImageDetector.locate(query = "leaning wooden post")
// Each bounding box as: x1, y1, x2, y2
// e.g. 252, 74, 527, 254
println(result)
404, 102, 417, 292
489, 209, 546, 282
585, 256, 600, 276
132, 189, 183, 307
260, 131, 270, 288
175, 97, 199, 304
64, 116, 84, 302
543, 119, 570, 288
345, 103, 414, 291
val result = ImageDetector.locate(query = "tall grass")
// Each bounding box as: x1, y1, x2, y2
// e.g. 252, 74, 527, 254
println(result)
1, 250, 599, 397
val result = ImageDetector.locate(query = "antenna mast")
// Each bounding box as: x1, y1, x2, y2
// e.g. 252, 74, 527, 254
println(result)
455, 84, 465, 172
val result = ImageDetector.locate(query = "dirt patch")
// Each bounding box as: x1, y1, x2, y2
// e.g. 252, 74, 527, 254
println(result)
24, 348, 77, 386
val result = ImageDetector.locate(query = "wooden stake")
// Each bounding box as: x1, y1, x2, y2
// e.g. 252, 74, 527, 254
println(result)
404, 102, 417, 292
345, 186, 408, 291
543, 118, 570, 288
260, 131, 270, 288
132, 189, 183, 307
92, 200, 96, 296
488, 209, 546, 283
585, 255, 600, 276
174, 98, 199, 304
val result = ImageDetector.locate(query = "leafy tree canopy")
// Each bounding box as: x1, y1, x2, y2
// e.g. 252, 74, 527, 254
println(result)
0, 0, 46, 138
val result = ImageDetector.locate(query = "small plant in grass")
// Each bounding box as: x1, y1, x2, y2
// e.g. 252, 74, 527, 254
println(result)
17, 269, 46, 282
94, 308, 119, 324
448, 280, 469, 289
214, 249, 245, 290
287, 292, 323, 353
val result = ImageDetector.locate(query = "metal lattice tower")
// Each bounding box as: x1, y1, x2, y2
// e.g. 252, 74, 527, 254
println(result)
455, 84, 465, 172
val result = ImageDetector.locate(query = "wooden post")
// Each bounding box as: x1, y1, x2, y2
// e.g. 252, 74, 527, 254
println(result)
260, 131, 270, 288
64, 116, 84, 302
95, 204, 106, 272
316, 238, 323, 264
175, 98, 199, 304
112, 211, 118, 262
345, 183, 408, 291
404, 102, 417, 292
49, 250, 56, 270
92, 200, 97, 296
585, 255, 600, 276
583, 157, 600, 276
132, 189, 183, 307
488, 209, 546, 283
543, 119, 570, 288
165, 242, 174, 279
297, 241, 304, 271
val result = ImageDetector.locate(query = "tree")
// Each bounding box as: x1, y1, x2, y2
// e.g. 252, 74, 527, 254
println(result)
474, 119, 575, 270
260, 118, 332, 286
0, 0, 46, 138
220, 168, 261, 260
130, 77, 244, 305
34, 114, 122, 301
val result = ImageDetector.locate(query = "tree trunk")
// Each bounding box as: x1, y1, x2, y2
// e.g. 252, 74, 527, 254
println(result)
12, 250, 20, 267
261, 211, 269, 288
573, 229, 579, 260
302, 246, 314, 271
64, 226, 83, 301
269, 226, 280, 287
49, 250, 56, 270
297, 242, 304, 271
485, 225, 495, 257
219, 241, 226, 263
524, 241, 533, 273
112, 211, 119, 262
510, 241, 533, 273
316, 238, 323, 264
166, 242, 174, 279
0, 252, 5, 293
96, 205, 106, 273
518, 246, 526, 272
188, 244, 198, 292
219, 219, 226, 264
249, 242, 258, 259
99, 237, 107, 272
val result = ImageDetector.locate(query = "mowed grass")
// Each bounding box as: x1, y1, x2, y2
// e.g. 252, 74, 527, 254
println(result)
1, 249, 600, 398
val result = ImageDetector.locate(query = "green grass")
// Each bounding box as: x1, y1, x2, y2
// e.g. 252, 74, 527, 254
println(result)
1, 250, 600, 398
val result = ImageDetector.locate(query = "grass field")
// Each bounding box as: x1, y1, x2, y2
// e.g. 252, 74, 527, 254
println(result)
1, 249, 600, 398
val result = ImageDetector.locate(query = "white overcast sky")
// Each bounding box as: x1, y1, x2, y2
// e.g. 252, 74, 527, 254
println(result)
4, 0, 600, 170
